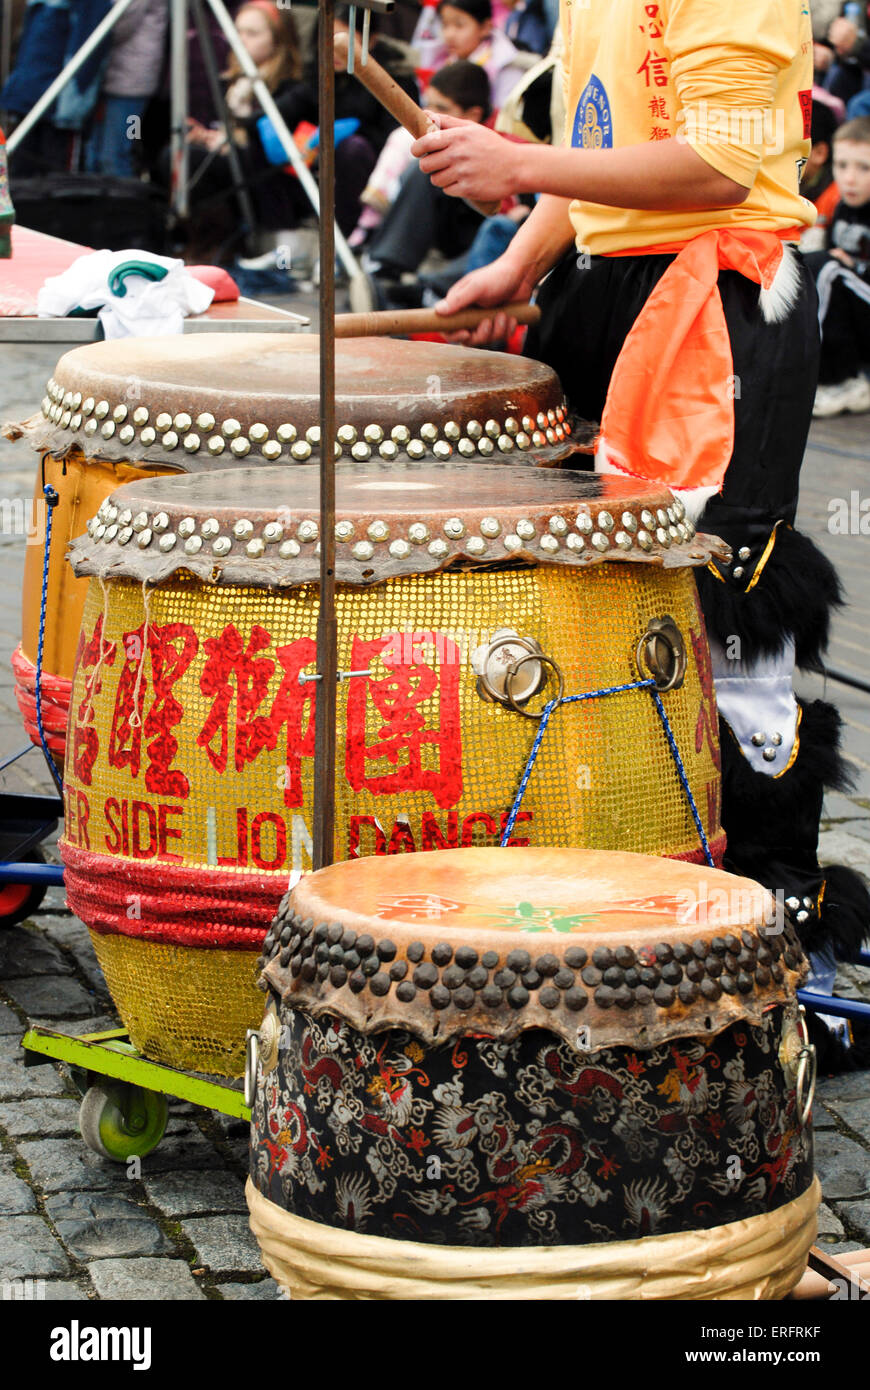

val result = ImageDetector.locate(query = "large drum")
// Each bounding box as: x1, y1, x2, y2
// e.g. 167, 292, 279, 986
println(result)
59, 463, 728, 1075
10, 333, 582, 756
247, 846, 819, 1300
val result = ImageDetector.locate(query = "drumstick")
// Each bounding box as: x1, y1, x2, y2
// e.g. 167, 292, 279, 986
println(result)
335, 301, 540, 338
333, 31, 500, 219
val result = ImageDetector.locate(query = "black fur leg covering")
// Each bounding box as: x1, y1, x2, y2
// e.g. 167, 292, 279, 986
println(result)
696, 523, 843, 672
806, 1008, 870, 1074
813, 863, 870, 962
719, 699, 869, 955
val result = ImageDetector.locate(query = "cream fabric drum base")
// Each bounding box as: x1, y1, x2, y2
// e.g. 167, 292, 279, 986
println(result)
246, 1174, 820, 1302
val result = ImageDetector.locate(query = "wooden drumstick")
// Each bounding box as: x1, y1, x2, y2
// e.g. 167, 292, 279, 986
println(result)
335, 301, 540, 337
333, 31, 500, 219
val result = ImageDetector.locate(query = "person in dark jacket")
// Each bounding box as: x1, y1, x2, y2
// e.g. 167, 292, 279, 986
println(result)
170, 1, 308, 257
264, 4, 420, 234
0, 0, 112, 174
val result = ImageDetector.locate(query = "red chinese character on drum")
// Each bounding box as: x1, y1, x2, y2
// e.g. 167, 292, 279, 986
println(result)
70, 614, 116, 786
108, 621, 198, 798
345, 632, 463, 809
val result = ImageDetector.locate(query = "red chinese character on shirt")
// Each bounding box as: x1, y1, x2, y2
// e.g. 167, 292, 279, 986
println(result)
644, 2, 662, 36
649, 96, 668, 119
650, 125, 671, 141
345, 631, 462, 809
198, 624, 276, 775
70, 613, 116, 786
109, 621, 198, 797
637, 49, 668, 87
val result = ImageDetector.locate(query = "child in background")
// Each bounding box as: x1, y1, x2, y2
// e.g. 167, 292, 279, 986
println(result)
805, 116, 870, 415
359, 61, 494, 301
351, 58, 492, 248
799, 99, 841, 250
438, 0, 529, 110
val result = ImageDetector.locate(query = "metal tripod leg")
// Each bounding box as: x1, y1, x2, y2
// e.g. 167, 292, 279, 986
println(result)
190, 0, 259, 252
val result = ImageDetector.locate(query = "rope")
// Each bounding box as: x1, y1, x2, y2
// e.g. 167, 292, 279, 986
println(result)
499, 675, 715, 869
649, 688, 714, 868
35, 484, 63, 794
129, 577, 153, 730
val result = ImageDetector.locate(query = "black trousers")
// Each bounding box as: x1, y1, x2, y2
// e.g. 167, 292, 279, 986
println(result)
367, 163, 484, 275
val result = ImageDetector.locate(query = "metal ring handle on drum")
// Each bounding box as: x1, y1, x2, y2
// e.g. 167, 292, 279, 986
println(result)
795, 1008, 818, 1129
504, 654, 565, 721
635, 617, 687, 693
244, 1029, 260, 1110
476, 634, 544, 706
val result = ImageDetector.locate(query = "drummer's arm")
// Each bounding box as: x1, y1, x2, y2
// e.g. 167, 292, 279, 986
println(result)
514, 138, 750, 209
497, 193, 578, 296
431, 192, 576, 342
413, 121, 750, 210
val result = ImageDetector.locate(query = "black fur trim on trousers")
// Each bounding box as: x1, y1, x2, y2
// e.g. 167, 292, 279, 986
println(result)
695, 524, 843, 672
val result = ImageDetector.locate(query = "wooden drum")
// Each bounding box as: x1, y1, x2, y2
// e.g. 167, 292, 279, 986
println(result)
247, 847, 820, 1300
12, 333, 581, 757
59, 463, 728, 1075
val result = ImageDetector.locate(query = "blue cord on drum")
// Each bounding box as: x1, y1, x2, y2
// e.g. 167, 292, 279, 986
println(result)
36, 483, 64, 796
499, 676, 715, 869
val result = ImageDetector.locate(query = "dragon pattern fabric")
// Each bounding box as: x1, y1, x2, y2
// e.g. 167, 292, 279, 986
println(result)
249, 1005, 813, 1248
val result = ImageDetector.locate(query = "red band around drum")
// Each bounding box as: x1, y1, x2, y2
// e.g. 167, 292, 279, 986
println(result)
61, 841, 282, 948
666, 832, 726, 867
12, 645, 71, 753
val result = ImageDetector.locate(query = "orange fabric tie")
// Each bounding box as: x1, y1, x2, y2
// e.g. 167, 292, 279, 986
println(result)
598, 228, 795, 493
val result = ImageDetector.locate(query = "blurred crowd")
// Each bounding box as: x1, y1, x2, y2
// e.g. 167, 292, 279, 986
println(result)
0, 0, 869, 415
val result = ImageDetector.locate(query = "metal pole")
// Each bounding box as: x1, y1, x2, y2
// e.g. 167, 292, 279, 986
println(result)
204, 0, 361, 280
822, 665, 870, 697
190, 0, 258, 249
313, 0, 338, 870
6, 0, 140, 154
170, 0, 190, 219
1, 0, 13, 91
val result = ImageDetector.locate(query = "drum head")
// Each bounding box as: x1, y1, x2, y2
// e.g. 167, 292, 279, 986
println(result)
34, 334, 594, 469
71, 463, 729, 587
263, 846, 807, 1049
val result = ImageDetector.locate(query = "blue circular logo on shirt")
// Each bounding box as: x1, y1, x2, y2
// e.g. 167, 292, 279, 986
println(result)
571, 74, 613, 150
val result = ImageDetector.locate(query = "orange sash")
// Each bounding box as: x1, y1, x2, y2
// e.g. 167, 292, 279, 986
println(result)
598, 228, 799, 493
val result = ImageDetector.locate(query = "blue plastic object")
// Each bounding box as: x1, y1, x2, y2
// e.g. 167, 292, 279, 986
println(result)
257, 115, 360, 166
798, 989, 870, 1022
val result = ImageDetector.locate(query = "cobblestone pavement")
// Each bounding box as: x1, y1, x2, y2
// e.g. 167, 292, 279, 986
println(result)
1, 319, 869, 1301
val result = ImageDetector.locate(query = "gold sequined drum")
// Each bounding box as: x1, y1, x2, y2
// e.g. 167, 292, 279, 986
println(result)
11, 333, 582, 757
247, 847, 819, 1300
59, 464, 727, 1075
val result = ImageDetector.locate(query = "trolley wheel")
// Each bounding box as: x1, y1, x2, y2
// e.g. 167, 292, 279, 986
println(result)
0, 850, 48, 926
78, 1081, 169, 1161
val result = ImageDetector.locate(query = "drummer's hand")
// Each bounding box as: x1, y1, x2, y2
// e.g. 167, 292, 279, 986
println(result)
434, 255, 534, 347
411, 114, 523, 204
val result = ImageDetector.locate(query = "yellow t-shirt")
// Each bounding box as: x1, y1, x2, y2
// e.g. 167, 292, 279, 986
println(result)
561, 0, 815, 254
